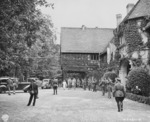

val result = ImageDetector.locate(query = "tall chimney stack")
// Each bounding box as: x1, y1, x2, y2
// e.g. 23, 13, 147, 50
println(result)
116, 14, 122, 27
126, 3, 134, 14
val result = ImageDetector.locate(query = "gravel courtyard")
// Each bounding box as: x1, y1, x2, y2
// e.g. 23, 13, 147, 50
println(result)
0, 88, 150, 122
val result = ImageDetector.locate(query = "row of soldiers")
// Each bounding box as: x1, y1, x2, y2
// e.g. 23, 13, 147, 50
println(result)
63, 76, 115, 98
63, 76, 125, 112
63, 76, 98, 91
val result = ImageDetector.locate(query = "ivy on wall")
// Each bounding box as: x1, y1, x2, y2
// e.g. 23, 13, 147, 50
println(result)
114, 50, 121, 60
113, 29, 120, 47
114, 19, 149, 53
131, 57, 142, 67
124, 20, 143, 53
113, 18, 150, 68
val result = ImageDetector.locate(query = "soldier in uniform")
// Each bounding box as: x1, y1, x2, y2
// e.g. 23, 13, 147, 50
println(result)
27, 79, 38, 106
113, 78, 126, 112
53, 79, 58, 95
99, 78, 107, 96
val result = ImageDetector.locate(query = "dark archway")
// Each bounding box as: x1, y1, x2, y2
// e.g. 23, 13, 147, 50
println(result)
119, 58, 131, 87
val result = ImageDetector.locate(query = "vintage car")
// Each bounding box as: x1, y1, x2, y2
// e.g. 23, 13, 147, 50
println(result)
41, 79, 51, 89
0, 77, 18, 93
27, 77, 42, 86
23, 77, 42, 92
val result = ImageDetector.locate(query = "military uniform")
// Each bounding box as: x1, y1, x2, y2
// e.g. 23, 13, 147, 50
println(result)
27, 81, 38, 106
113, 79, 125, 112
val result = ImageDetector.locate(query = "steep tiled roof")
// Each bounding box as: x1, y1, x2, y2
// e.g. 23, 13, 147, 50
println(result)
122, 0, 150, 23
61, 27, 114, 53
128, 0, 150, 19
129, 0, 150, 19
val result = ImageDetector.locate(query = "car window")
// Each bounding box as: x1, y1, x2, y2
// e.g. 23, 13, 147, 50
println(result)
0, 79, 8, 84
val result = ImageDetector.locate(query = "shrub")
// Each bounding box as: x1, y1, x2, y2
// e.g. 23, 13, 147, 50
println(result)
126, 93, 150, 105
127, 67, 150, 96
103, 72, 117, 83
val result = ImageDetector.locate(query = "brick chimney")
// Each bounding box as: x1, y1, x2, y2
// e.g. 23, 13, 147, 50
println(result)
116, 14, 122, 27
126, 3, 134, 14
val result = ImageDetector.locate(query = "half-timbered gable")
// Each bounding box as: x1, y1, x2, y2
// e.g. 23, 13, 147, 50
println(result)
60, 26, 114, 78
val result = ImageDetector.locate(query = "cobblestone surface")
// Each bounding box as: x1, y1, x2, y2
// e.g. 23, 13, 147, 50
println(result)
0, 88, 150, 122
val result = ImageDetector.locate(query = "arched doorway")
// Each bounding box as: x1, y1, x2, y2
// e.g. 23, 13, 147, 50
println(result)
119, 58, 131, 88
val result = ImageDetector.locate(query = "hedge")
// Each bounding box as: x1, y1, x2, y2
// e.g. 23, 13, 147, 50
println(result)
126, 92, 150, 105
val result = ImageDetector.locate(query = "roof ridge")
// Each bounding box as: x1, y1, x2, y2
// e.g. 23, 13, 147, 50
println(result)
61, 27, 114, 30
118, 0, 140, 25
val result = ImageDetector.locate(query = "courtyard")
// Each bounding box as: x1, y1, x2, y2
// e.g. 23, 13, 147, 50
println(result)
0, 88, 150, 122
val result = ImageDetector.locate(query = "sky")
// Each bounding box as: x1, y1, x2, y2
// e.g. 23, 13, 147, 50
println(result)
40, 0, 138, 43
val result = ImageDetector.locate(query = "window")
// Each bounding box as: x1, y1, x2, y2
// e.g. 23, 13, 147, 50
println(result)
90, 54, 99, 60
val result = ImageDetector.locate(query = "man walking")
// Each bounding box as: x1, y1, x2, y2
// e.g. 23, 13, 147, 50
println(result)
53, 79, 58, 95
72, 77, 76, 90
88, 77, 92, 91
27, 79, 38, 106
107, 78, 113, 99
99, 78, 107, 96
113, 78, 126, 112
92, 77, 97, 92
62, 79, 67, 90
82, 78, 87, 90
67, 77, 72, 90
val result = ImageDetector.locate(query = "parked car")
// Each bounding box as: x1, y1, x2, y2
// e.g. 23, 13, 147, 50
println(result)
41, 79, 51, 89
27, 77, 42, 87
0, 77, 19, 93
23, 77, 42, 92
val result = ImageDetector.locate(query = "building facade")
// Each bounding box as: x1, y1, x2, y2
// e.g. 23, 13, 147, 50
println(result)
106, 0, 150, 87
60, 26, 114, 79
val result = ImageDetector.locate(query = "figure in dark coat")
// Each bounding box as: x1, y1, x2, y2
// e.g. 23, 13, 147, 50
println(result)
99, 78, 107, 96
27, 80, 38, 106
113, 78, 126, 112
53, 79, 58, 95
107, 78, 113, 99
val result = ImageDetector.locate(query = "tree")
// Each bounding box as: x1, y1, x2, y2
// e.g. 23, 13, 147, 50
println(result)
0, 0, 54, 78
27, 14, 60, 79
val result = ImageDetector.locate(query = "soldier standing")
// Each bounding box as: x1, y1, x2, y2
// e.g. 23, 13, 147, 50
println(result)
53, 79, 58, 95
88, 77, 92, 91
99, 78, 107, 96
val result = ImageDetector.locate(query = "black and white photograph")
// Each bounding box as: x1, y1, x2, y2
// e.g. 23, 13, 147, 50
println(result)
1, 0, 150, 122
